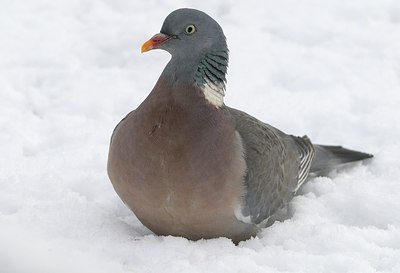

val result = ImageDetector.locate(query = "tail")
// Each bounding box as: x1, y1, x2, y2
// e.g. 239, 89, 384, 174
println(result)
310, 145, 373, 176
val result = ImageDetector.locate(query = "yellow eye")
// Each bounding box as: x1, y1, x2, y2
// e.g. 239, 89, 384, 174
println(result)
185, 24, 196, 34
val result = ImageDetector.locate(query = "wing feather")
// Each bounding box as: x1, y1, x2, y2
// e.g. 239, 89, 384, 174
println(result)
226, 107, 314, 225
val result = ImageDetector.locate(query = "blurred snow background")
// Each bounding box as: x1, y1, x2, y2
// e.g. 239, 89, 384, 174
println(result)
1, 0, 400, 272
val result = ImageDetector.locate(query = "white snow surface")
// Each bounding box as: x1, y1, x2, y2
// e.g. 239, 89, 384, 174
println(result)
1, 0, 400, 272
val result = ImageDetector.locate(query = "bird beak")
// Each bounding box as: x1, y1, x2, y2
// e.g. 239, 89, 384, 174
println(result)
141, 33, 172, 53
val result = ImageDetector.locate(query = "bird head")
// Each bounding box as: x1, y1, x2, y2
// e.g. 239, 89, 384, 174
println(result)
141, 8, 228, 60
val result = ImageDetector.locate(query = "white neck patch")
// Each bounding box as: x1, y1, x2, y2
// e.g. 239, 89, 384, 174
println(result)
201, 77, 225, 108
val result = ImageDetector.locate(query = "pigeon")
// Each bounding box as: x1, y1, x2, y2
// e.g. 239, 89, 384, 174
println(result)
107, 8, 372, 243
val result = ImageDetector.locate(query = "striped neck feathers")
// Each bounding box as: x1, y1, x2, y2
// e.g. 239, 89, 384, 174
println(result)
194, 50, 228, 108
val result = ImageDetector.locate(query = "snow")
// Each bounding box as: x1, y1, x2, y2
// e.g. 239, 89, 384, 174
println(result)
1, 0, 400, 272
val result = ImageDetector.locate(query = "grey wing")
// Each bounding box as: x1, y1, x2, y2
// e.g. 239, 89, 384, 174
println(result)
226, 107, 314, 225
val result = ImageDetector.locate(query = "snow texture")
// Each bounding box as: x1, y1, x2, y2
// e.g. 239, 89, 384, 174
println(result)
1, 0, 400, 272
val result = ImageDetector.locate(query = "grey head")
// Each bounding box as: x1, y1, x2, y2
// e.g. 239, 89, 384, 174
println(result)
159, 9, 227, 57
141, 8, 229, 106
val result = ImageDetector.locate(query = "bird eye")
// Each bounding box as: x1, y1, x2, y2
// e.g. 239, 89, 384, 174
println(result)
185, 24, 196, 34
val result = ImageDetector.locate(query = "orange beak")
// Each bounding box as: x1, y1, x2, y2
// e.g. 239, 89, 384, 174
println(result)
141, 33, 172, 53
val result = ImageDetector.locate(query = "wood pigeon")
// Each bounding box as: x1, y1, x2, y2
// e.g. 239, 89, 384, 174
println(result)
107, 8, 372, 243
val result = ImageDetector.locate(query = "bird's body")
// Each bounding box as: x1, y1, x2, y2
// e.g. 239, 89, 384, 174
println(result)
108, 78, 256, 241
107, 8, 372, 243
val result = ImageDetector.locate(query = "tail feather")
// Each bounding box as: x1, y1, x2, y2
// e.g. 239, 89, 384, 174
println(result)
310, 145, 373, 176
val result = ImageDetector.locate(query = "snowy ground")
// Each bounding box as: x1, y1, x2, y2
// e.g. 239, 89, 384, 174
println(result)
1, 0, 400, 272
